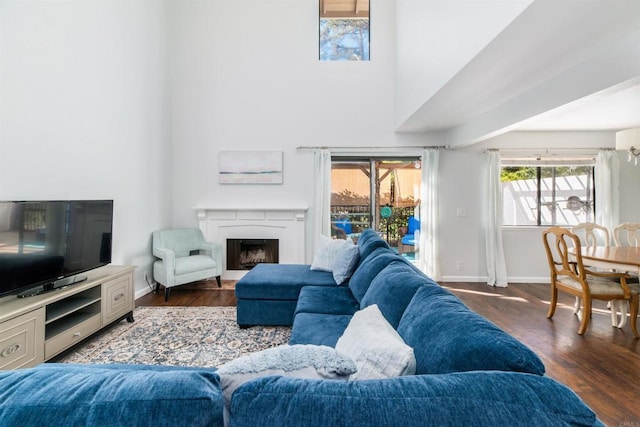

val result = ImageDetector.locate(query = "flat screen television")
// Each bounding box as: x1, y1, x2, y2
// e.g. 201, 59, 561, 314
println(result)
0, 200, 113, 298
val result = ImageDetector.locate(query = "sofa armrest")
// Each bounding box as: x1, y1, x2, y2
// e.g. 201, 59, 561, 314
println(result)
0, 364, 224, 426
229, 372, 602, 427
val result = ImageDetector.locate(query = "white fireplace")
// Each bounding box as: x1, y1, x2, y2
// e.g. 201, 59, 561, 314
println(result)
195, 206, 307, 280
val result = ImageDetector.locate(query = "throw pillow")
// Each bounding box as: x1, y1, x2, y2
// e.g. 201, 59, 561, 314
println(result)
335, 304, 416, 380
217, 344, 357, 423
332, 239, 360, 284
310, 234, 350, 272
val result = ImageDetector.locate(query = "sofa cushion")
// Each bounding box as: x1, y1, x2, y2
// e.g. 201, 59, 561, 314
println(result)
229, 372, 601, 427
356, 229, 390, 261
0, 364, 223, 426
335, 305, 415, 380
295, 286, 359, 316
397, 286, 546, 375
236, 299, 299, 327
311, 234, 350, 272
331, 240, 360, 284
289, 312, 352, 347
217, 344, 356, 424
360, 260, 436, 328
235, 264, 336, 300
348, 247, 399, 303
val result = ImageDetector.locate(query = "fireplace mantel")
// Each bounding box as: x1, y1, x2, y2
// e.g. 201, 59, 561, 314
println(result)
194, 206, 308, 280
194, 205, 308, 212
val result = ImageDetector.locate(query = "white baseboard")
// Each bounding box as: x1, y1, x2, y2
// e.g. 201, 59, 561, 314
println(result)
506, 276, 549, 284
135, 286, 154, 300
440, 275, 487, 283
440, 275, 549, 284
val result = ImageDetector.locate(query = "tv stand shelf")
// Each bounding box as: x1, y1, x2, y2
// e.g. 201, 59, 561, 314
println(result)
0, 265, 135, 369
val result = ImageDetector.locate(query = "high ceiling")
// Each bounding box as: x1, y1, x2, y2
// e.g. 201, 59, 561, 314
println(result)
395, 1, 640, 147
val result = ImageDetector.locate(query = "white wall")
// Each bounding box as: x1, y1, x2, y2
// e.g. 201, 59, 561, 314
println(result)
437, 150, 487, 280
0, 1, 172, 296
619, 156, 640, 223
395, 0, 532, 128
1, 1, 636, 293
168, 1, 427, 227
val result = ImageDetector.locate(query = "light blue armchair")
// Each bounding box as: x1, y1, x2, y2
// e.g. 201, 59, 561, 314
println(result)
152, 228, 222, 301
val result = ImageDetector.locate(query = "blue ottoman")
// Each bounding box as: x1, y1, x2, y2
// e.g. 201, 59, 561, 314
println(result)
235, 264, 337, 327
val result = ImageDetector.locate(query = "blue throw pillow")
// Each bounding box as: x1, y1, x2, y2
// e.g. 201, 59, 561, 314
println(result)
332, 240, 360, 284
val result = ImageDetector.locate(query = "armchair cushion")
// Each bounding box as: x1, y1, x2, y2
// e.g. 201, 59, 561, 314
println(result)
175, 255, 218, 275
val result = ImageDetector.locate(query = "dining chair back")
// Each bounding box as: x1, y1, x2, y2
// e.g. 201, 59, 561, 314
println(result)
569, 222, 611, 319
570, 222, 610, 248
613, 222, 640, 247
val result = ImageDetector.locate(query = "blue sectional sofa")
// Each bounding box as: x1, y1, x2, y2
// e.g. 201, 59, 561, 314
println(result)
231, 229, 602, 425
0, 230, 603, 426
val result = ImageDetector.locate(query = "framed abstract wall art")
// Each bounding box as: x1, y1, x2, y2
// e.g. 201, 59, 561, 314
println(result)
219, 150, 283, 184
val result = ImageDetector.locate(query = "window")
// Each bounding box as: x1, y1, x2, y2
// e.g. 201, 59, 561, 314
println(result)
331, 158, 421, 251
320, 0, 370, 61
501, 164, 595, 226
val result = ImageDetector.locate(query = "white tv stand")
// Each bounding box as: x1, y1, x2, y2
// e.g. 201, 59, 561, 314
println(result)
0, 265, 135, 369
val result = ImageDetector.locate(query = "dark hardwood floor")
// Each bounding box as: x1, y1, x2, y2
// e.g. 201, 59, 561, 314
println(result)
136, 280, 640, 426
136, 280, 237, 307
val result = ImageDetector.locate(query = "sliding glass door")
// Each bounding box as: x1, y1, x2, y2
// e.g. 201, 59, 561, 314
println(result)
331, 158, 421, 254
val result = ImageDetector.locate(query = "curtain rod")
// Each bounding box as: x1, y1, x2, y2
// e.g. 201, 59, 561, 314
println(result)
484, 147, 613, 153
296, 145, 449, 151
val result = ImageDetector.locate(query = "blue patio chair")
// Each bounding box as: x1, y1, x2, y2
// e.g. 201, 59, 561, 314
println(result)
399, 216, 420, 253
334, 218, 353, 235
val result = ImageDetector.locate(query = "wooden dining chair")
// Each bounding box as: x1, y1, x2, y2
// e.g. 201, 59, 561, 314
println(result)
571, 222, 610, 248
542, 227, 639, 337
613, 222, 640, 247
612, 222, 640, 327
569, 223, 619, 325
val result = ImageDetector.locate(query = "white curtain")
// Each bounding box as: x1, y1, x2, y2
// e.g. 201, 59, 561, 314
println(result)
419, 149, 441, 281
312, 149, 332, 251
485, 150, 508, 287
595, 149, 619, 239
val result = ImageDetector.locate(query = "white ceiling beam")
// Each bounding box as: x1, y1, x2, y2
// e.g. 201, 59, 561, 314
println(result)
445, 30, 640, 148
395, 0, 640, 147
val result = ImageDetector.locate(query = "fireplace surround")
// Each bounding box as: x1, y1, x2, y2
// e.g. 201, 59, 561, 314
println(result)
195, 206, 307, 280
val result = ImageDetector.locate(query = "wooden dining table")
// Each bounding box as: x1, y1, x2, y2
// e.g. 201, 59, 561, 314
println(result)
573, 246, 640, 276
569, 245, 640, 328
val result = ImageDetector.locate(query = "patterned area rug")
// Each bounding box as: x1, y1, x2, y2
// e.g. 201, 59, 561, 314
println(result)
55, 306, 291, 367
